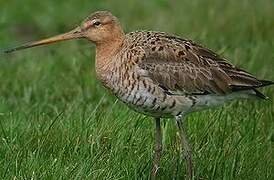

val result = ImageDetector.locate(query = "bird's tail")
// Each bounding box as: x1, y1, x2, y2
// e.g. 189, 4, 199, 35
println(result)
253, 80, 274, 99
230, 79, 274, 100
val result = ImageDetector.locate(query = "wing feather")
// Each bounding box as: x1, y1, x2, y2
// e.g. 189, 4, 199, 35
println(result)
127, 32, 266, 95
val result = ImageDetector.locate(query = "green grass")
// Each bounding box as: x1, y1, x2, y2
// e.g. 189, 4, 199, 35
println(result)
1, 0, 274, 179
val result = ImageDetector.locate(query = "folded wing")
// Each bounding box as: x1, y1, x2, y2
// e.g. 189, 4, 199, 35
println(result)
134, 33, 271, 96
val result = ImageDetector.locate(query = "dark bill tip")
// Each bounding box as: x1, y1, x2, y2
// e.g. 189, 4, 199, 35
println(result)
2, 26, 83, 54
3, 43, 33, 54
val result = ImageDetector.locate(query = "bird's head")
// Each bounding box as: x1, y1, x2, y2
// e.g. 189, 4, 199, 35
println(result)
81, 11, 124, 44
4, 11, 125, 53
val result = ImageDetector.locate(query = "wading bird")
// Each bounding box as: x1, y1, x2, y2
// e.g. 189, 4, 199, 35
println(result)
4, 11, 273, 179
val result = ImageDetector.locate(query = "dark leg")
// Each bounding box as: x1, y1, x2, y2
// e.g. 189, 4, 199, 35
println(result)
175, 116, 193, 180
151, 117, 162, 179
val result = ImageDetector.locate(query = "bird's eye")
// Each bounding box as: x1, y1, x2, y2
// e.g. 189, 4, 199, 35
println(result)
93, 21, 101, 27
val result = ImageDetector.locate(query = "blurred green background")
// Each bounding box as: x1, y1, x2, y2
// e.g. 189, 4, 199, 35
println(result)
0, 0, 274, 179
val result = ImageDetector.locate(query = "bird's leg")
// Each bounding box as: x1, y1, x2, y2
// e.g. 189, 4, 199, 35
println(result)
175, 115, 193, 180
151, 117, 162, 179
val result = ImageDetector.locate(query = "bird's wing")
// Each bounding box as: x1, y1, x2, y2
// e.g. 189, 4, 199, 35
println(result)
130, 32, 264, 95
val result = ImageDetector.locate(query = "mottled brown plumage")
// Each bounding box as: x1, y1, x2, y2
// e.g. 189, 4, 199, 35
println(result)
126, 31, 271, 95
4, 11, 273, 179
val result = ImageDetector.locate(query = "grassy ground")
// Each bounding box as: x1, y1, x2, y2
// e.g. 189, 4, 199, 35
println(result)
0, 0, 274, 179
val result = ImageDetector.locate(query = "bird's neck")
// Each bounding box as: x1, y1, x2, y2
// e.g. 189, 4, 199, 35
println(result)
95, 36, 124, 81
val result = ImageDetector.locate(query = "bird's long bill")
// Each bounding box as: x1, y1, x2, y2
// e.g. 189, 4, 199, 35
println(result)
4, 27, 84, 53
